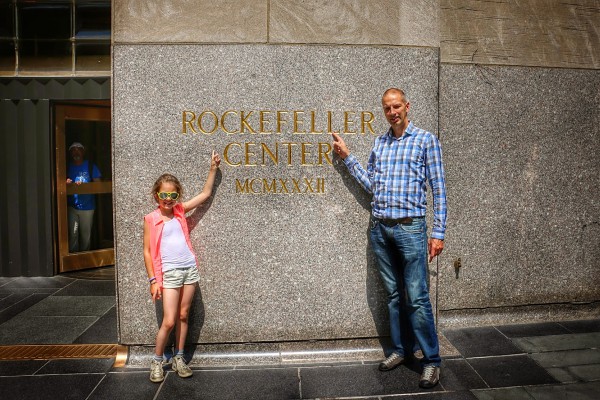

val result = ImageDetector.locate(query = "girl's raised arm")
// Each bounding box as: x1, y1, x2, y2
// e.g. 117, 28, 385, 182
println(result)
183, 150, 221, 213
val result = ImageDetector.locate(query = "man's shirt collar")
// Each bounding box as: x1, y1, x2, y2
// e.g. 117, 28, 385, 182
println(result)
385, 121, 414, 140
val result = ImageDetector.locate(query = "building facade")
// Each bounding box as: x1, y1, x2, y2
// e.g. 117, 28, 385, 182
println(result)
1, 1, 598, 361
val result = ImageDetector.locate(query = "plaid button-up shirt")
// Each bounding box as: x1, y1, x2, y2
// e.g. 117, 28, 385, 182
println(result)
343, 121, 447, 240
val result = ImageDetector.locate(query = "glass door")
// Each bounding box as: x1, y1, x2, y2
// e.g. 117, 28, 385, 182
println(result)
55, 102, 114, 273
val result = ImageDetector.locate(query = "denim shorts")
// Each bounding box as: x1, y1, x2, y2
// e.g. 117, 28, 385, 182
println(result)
162, 266, 200, 289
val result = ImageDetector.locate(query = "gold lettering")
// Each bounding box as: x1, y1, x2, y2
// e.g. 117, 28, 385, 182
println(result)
263, 179, 277, 193
361, 111, 375, 134
304, 178, 315, 193
317, 178, 325, 193
240, 111, 256, 134
278, 179, 290, 194
327, 111, 339, 134
261, 143, 278, 165
280, 142, 297, 166
198, 111, 218, 135
224, 142, 242, 166
309, 111, 323, 134
276, 111, 288, 133
344, 111, 356, 134
221, 110, 239, 134
292, 178, 302, 193
300, 143, 313, 166
235, 176, 326, 194
182, 111, 197, 134
245, 142, 257, 166
293, 111, 306, 134
259, 111, 272, 134
250, 178, 261, 194
235, 179, 249, 193
182, 109, 375, 135
318, 142, 333, 166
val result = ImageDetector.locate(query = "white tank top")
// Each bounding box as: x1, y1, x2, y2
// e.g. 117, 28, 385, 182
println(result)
160, 218, 197, 271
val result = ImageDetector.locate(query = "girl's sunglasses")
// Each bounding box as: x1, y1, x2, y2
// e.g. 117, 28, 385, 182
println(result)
157, 192, 179, 200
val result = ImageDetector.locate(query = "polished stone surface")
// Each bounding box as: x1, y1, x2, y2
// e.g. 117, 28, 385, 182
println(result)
113, 44, 439, 346
441, 0, 600, 69
113, 0, 439, 47
438, 64, 600, 324
113, 0, 268, 43
270, 0, 439, 47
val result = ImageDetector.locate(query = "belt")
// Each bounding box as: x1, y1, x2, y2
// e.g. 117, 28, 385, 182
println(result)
377, 217, 415, 227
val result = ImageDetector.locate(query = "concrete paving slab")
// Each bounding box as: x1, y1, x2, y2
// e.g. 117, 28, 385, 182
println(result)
156, 368, 300, 400
466, 355, 557, 388
74, 306, 118, 344
54, 280, 116, 296
441, 358, 488, 391
472, 387, 534, 400
36, 358, 114, 375
513, 332, 600, 353
299, 362, 439, 398
0, 373, 104, 400
87, 371, 159, 400
387, 391, 479, 399
496, 322, 571, 338
0, 293, 50, 324
558, 319, 600, 333
530, 349, 600, 368
545, 367, 578, 383
0, 316, 99, 344
0, 360, 48, 376
15, 296, 115, 317
567, 364, 600, 382
524, 381, 600, 400
443, 327, 523, 358
4, 276, 74, 289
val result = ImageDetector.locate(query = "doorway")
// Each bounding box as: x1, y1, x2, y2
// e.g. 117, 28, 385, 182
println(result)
54, 102, 113, 273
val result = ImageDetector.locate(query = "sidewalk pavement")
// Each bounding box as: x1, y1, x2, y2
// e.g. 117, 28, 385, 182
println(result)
0, 268, 599, 399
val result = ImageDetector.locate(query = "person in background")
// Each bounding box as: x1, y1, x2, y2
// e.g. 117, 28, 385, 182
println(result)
66, 142, 101, 252
332, 88, 447, 389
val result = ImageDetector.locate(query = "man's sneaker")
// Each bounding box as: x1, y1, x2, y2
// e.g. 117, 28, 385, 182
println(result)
150, 359, 164, 383
172, 355, 193, 378
378, 352, 404, 371
419, 365, 440, 388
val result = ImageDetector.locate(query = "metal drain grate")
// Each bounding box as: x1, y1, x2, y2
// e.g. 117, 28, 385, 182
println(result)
0, 344, 127, 364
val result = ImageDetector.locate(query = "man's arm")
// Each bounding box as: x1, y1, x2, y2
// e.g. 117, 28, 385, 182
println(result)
92, 163, 102, 182
332, 133, 373, 194
425, 134, 447, 261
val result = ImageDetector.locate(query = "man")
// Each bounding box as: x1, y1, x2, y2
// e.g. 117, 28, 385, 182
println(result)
66, 142, 101, 252
332, 88, 447, 389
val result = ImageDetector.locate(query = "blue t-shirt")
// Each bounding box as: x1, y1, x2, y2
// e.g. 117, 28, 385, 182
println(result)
67, 161, 101, 210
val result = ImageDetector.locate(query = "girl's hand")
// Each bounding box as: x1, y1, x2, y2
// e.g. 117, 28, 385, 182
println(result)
211, 150, 221, 170
150, 283, 162, 302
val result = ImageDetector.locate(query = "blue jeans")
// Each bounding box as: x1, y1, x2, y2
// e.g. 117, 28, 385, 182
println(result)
369, 216, 441, 366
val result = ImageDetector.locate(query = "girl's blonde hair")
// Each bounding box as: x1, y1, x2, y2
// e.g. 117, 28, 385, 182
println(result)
152, 173, 183, 202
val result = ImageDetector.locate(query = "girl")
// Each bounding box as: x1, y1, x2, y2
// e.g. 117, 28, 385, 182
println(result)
143, 151, 221, 383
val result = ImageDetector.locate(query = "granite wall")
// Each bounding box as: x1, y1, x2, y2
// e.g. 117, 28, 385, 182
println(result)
113, 0, 600, 361
113, 44, 440, 347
